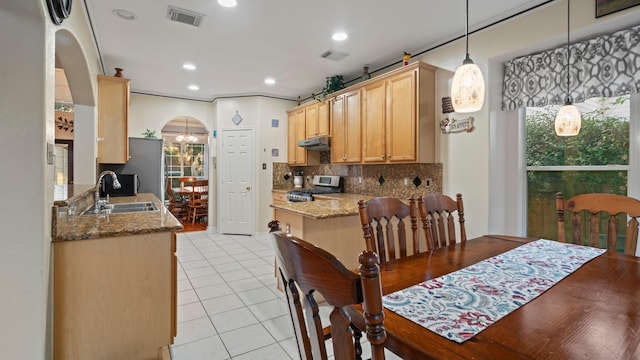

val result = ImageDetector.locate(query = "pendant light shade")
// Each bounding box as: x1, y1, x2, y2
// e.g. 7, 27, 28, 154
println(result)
451, 0, 485, 113
554, 0, 581, 136
555, 103, 581, 136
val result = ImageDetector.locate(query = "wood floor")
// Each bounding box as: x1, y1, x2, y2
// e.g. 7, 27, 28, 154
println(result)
165, 204, 207, 233
175, 220, 207, 233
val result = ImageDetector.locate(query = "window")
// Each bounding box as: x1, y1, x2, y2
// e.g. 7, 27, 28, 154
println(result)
525, 95, 630, 240
164, 142, 208, 188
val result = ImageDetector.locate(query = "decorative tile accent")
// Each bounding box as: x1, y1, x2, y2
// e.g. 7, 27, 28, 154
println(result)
412, 176, 422, 187
378, 176, 385, 185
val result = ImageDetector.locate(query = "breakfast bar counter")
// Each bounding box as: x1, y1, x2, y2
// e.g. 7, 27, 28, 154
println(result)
270, 191, 373, 219
270, 191, 374, 269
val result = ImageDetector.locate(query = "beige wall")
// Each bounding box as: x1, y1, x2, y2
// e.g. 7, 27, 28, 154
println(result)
0, 0, 104, 357
127, 94, 294, 234
129, 93, 215, 139
213, 97, 294, 234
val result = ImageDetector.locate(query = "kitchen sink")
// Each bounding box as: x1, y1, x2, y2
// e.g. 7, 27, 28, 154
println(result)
83, 201, 159, 215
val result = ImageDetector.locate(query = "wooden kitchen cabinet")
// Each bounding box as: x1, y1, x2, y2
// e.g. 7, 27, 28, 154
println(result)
286, 62, 436, 165
330, 89, 362, 163
273, 208, 364, 270
53, 232, 176, 360
362, 63, 436, 163
272, 190, 288, 205
362, 80, 387, 162
305, 100, 330, 138
287, 107, 319, 165
287, 109, 306, 165
97, 74, 130, 164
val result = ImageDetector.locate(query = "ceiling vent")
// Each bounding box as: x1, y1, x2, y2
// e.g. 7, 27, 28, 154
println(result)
167, 6, 205, 27
320, 49, 349, 61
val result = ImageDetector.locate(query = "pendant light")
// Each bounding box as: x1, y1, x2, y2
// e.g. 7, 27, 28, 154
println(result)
555, 0, 581, 136
450, 0, 485, 113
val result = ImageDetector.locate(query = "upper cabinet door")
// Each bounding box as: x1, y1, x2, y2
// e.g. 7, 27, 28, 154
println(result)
288, 109, 307, 165
343, 90, 362, 163
97, 75, 130, 164
317, 101, 330, 137
362, 80, 386, 163
305, 101, 329, 139
331, 91, 361, 163
305, 103, 319, 138
386, 70, 417, 162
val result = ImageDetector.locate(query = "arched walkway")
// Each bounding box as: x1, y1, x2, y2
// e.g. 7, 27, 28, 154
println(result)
162, 116, 210, 230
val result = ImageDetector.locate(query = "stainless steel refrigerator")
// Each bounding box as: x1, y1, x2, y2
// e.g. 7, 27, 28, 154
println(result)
99, 137, 165, 202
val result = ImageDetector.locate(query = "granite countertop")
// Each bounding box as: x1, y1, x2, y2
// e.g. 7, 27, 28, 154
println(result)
270, 192, 374, 219
54, 193, 183, 241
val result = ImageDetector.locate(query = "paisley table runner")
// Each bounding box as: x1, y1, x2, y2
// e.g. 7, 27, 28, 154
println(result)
382, 239, 606, 343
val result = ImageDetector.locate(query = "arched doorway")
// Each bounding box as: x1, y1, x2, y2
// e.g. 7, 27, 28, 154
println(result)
162, 116, 210, 230
55, 29, 96, 186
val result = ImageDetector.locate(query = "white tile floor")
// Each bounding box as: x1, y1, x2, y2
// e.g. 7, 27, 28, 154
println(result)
170, 230, 403, 360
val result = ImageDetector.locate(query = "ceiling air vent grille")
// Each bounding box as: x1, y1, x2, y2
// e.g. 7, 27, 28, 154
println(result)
167, 6, 205, 27
320, 49, 348, 61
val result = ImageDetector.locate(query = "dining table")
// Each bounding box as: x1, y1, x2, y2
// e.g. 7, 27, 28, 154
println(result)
346, 234, 640, 360
174, 186, 195, 197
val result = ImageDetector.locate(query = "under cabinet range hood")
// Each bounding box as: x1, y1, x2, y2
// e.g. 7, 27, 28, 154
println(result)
297, 136, 330, 151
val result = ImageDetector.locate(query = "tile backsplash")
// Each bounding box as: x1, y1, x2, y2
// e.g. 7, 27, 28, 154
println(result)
273, 162, 442, 199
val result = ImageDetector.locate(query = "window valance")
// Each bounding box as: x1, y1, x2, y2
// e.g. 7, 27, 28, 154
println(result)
502, 25, 640, 110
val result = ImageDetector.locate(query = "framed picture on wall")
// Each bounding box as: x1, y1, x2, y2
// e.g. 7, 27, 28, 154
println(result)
596, 0, 640, 18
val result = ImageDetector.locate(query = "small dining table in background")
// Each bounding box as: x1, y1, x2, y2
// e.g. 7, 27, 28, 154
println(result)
346, 235, 640, 360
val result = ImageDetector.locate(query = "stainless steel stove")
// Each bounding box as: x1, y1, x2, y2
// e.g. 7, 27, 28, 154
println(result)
286, 175, 342, 202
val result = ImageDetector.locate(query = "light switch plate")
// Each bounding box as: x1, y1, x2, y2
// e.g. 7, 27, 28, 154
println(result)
47, 142, 54, 165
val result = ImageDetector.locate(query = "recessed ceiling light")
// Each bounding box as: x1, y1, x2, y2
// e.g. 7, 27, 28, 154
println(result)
182, 63, 196, 71
188, 85, 199, 91
217, 0, 237, 8
264, 78, 276, 85
112, 9, 136, 20
332, 32, 348, 41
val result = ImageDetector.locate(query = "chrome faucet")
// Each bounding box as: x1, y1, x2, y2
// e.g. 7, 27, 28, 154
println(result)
95, 171, 121, 213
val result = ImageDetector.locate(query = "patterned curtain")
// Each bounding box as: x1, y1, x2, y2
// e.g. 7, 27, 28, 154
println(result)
502, 25, 640, 110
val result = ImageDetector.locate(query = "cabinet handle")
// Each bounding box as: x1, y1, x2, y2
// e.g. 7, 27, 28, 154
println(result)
246, 186, 251, 191
380, 155, 385, 159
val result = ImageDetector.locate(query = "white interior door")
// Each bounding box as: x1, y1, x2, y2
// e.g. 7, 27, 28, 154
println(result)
219, 128, 254, 235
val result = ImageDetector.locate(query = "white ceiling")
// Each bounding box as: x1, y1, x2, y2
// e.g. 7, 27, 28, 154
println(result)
83, 0, 554, 103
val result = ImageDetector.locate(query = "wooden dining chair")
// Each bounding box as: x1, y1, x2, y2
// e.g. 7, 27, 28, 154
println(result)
188, 179, 208, 225
165, 178, 188, 221
416, 193, 467, 250
271, 230, 387, 360
556, 192, 640, 255
358, 197, 421, 264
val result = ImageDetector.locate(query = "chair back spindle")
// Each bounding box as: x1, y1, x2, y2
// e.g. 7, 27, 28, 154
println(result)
556, 192, 640, 255
416, 193, 466, 250
358, 197, 420, 264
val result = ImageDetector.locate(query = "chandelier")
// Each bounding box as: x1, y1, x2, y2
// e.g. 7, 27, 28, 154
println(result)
176, 116, 198, 143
